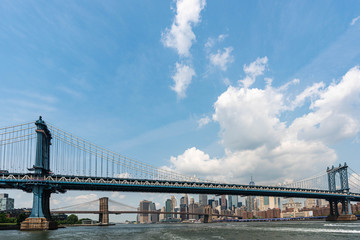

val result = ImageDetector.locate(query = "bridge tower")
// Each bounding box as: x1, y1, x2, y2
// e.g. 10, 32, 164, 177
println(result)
21, 117, 58, 230
326, 163, 356, 221
203, 205, 212, 223
99, 197, 109, 225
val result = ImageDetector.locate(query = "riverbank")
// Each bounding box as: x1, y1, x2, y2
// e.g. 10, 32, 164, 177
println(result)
214, 216, 328, 223
0, 224, 20, 230
62, 223, 116, 227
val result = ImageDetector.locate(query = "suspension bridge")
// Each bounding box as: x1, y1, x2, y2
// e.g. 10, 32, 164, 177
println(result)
1, 117, 360, 230
49, 197, 243, 224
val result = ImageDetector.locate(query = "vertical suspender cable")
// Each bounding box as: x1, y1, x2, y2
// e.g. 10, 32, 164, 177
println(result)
106, 153, 109, 178
3, 128, 6, 171
89, 145, 92, 177
101, 151, 103, 177
83, 142, 86, 177
95, 149, 97, 177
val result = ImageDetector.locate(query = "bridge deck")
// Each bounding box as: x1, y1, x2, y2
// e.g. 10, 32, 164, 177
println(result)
1, 174, 360, 201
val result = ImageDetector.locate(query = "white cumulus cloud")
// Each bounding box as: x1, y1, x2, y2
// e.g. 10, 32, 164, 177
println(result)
165, 61, 360, 184
171, 62, 196, 98
289, 66, 360, 144
162, 0, 206, 57
209, 47, 234, 71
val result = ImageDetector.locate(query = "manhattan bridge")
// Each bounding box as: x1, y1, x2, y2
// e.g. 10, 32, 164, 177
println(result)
1, 117, 360, 230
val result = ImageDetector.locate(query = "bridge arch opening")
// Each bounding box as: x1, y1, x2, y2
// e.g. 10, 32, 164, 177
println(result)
335, 172, 341, 191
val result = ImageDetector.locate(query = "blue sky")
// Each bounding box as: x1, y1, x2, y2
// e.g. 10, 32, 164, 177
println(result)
1, 0, 360, 221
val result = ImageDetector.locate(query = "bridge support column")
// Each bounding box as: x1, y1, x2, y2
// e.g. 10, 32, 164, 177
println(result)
21, 117, 58, 230
20, 185, 58, 230
326, 199, 357, 221
99, 197, 109, 225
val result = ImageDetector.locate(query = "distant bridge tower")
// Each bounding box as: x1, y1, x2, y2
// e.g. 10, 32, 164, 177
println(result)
99, 197, 109, 225
326, 163, 356, 221
21, 117, 59, 230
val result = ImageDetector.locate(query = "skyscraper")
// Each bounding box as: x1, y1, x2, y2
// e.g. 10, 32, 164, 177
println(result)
221, 195, 227, 210
139, 200, 152, 223
231, 195, 238, 209
171, 195, 176, 210
184, 194, 189, 206
180, 196, 185, 205
165, 199, 172, 219
199, 194, 207, 206
149, 202, 158, 223
228, 195, 232, 210
246, 177, 255, 212
180, 203, 187, 221
171, 195, 176, 218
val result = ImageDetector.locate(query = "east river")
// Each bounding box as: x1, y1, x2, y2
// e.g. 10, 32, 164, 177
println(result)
2, 221, 360, 239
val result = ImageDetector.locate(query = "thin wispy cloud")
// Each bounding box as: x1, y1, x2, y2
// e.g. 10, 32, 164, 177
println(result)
198, 116, 211, 128
205, 34, 227, 49
209, 47, 234, 71
351, 16, 360, 25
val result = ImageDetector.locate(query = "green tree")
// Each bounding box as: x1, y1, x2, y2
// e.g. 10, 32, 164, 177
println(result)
0, 213, 7, 223
16, 213, 28, 225
66, 214, 79, 224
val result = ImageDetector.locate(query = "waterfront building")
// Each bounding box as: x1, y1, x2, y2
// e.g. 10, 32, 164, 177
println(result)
281, 210, 313, 218
317, 199, 328, 207
0, 193, 14, 211
258, 196, 281, 211
282, 198, 302, 211
305, 199, 316, 208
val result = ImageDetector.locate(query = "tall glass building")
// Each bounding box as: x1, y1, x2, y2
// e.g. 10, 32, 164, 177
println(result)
0, 193, 14, 211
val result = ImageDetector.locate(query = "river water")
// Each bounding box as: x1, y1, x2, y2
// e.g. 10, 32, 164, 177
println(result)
2, 221, 360, 239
